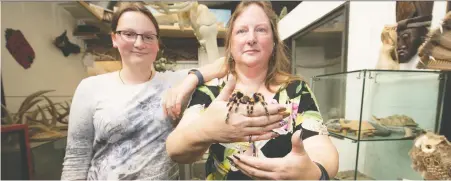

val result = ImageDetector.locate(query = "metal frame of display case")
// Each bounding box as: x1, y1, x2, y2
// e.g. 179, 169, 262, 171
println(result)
311, 69, 448, 180
1, 124, 33, 180
437, 71, 450, 141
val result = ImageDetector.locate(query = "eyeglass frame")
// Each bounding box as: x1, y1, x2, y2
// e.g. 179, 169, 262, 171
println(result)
114, 30, 160, 44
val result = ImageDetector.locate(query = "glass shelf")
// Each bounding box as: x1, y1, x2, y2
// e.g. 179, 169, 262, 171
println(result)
329, 132, 415, 142
311, 69, 446, 180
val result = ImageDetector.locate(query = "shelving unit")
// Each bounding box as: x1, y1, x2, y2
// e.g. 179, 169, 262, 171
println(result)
58, 1, 110, 35
159, 25, 226, 39
57, 1, 227, 40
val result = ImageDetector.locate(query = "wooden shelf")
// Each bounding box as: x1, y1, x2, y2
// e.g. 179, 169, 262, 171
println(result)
159, 25, 226, 39
313, 23, 345, 33
58, 1, 110, 35
58, 1, 227, 39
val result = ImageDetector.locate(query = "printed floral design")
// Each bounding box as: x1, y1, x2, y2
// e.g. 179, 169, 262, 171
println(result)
272, 100, 298, 135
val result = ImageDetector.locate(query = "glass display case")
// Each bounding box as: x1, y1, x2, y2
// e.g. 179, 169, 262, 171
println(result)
291, 2, 348, 80
311, 69, 447, 180
1, 124, 66, 180
2, 124, 33, 180
30, 134, 67, 180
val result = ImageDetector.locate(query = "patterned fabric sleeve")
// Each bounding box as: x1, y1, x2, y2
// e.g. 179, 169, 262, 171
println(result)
293, 81, 329, 140
183, 85, 217, 117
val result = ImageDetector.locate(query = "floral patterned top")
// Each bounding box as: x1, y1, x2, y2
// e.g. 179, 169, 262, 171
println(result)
185, 79, 328, 180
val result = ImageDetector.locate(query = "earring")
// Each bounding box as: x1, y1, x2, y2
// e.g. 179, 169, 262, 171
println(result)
228, 53, 234, 62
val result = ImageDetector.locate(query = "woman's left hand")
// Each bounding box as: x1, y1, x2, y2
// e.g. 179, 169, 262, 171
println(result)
229, 130, 322, 180
163, 74, 198, 123
163, 57, 228, 123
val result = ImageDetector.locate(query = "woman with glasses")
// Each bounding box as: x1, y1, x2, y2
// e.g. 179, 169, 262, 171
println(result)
61, 2, 229, 180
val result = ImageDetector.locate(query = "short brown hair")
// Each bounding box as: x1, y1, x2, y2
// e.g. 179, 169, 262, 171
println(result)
111, 2, 160, 36
225, 1, 301, 92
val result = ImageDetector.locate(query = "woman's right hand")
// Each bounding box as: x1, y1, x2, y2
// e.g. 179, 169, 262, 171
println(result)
194, 75, 290, 144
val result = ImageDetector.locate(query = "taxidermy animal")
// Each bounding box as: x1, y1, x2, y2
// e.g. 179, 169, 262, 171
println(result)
396, 2, 434, 22
408, 131, 451, 180
396, 2, 417, 22
376, 25, 400, 70
53, 30, 80, 57
417, 11, 451, 70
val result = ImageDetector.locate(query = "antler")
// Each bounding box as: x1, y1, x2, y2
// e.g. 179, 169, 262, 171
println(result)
52, 101, 71, 124
0, 90, 55, 125
24, 96, 71, 132
16, 90, 55, 124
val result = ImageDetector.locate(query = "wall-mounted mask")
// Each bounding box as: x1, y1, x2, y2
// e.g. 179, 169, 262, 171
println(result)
53, 30, 81, 57
396, 15, 431, 63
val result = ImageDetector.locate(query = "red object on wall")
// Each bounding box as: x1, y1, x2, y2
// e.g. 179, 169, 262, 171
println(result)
5, 28, 35, 69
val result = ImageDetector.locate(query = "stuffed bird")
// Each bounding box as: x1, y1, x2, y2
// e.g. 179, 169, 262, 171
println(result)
408, 131, 451, 180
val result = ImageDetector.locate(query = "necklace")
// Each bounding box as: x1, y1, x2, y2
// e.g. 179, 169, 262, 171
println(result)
118, 69, 153, 84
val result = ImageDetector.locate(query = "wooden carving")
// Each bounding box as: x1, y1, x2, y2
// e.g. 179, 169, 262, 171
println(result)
395, 2, 434, 63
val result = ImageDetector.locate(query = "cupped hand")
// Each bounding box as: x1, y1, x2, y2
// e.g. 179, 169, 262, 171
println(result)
197, 74, 290, 144
228, 130, 322, 180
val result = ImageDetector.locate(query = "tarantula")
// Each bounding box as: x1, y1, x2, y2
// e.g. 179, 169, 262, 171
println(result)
225, 90, 269, 157
225, 91, 269, 123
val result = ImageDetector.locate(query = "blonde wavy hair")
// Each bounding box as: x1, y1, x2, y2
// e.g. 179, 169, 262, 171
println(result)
224, 1, 302, 92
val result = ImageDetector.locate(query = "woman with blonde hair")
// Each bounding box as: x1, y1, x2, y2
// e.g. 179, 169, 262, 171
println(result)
166, 1, 339, 180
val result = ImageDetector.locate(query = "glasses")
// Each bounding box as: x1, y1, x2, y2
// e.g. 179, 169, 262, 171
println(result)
115, 30, 159, 44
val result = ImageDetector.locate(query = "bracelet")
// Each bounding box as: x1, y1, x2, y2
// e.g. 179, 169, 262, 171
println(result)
188, 69, 204, 86
314, 162, 330, 180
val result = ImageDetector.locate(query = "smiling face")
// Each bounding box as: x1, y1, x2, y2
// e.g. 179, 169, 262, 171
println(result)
230, 4, 275, 69
111, 11, 159, 66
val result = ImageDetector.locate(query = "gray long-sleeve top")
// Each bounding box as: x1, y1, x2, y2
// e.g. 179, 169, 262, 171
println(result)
61, 70, 187, 180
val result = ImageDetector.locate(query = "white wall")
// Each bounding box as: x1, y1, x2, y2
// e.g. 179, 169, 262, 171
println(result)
279, 1, 447, 180
278, 1, 346, 41
346, 2, 396, 71
1, 2, 87, 112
